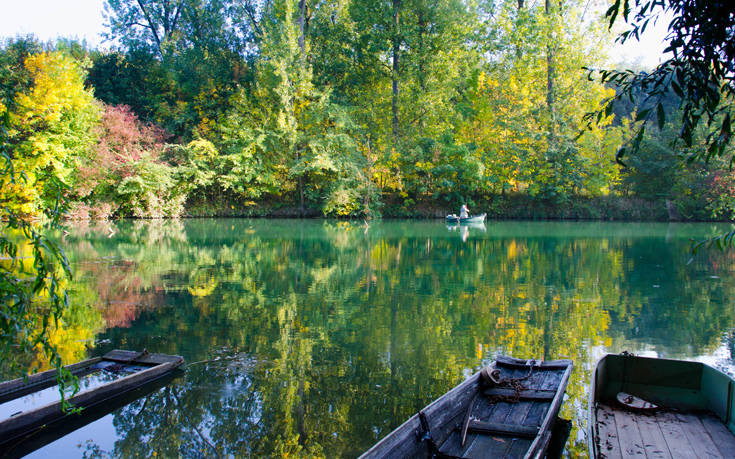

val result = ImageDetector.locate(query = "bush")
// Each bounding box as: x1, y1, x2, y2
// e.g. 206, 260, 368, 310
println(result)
71, 104, 186, 218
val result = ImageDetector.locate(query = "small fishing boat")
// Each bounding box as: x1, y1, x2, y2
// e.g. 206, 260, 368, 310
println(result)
589, 353, 735, 458
0, 350, 184, 450
446, 213, 487, 224
360, 356, 573, 459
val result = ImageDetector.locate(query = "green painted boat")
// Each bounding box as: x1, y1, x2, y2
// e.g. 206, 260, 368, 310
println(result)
589, 353, 735, 458
445, 213, 486, 224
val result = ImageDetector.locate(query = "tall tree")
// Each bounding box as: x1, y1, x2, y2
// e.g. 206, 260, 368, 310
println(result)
2, 51, 100, 216
544, 0, 556, 143
391, 0, 401, 139
104, 0, 185, 59
458, 0, 617, 199
100, 0, 258, 137
0, 46, 100, 406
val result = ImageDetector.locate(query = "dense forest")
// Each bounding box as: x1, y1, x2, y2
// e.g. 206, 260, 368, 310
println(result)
2, 0, 734, 220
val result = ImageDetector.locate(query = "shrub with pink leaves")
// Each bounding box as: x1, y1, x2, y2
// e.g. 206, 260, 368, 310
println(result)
69, 104, 186, 219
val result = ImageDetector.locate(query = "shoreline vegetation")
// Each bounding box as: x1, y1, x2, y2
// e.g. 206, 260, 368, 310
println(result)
182, 194, 672, 221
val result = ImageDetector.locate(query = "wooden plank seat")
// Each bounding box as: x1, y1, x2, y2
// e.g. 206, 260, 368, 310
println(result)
103, 349, 149, 363
483, 388, 557, 401
495, 356, 571, 370
466, 421, 539, 438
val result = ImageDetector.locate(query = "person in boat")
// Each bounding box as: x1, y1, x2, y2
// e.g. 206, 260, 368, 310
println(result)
459, 204, 470, 219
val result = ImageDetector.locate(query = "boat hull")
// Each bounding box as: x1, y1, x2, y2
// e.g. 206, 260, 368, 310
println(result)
361, 356, 573, 459
446, 213, 487, 224
589, 354, 735, 458
0, 350, 184, 450
2, 372, 179, 458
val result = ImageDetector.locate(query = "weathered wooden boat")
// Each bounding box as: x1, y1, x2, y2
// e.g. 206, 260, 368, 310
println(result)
445, 213, 487, 224
360, 356, 573, 459
2, 371, 179, 458
589, 353, 735, 458
0, 350, 184, 451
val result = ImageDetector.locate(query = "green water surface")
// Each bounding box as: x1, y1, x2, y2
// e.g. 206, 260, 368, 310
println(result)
18, 219, 735, 457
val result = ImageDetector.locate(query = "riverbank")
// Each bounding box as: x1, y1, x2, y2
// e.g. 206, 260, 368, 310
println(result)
182, 193, 681, 221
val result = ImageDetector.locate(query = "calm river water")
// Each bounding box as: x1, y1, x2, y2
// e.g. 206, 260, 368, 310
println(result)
15, 219, 735, 457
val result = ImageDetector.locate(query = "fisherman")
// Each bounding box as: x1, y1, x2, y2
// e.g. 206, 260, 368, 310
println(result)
459, 204, 470, 219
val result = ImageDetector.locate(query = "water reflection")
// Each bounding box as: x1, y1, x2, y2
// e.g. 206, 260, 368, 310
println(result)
446, 222, 486, 242
20, 219, 735, 457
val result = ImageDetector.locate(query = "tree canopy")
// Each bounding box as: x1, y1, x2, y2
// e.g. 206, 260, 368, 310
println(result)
2, 1, 732, 223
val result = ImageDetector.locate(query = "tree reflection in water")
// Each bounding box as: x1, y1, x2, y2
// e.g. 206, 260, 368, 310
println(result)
29, 219, 735, 458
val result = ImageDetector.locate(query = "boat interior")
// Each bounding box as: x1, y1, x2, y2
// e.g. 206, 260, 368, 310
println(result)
437, 359, 571, 458
591, 354, 735, 458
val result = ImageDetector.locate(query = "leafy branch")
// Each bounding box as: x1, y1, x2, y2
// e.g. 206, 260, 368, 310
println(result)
585, 0, 735, 167
0, 103, 79, 411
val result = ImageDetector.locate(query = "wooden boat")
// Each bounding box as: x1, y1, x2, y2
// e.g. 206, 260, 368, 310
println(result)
0, 350, 184, 450
446, 213, 487, 224
2, 371, 179, 458
360, 356, 573, 459
589, 353, 735, 458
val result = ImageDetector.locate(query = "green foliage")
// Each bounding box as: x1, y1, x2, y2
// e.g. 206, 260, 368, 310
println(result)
100, 0, 256, 138
214, 0, 374, 216
397, 136, 484, 204
87, 51, 176, 127
115, 156, 187, 218
610, 101, 735, 223
0, 36, 44, 105
65, 103, 185, 219
456, 0, 620, 202
592, 0, 735, 164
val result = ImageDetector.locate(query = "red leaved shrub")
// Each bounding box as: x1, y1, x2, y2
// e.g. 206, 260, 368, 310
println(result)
80, 104, 168, 189
71, 104, 174, 218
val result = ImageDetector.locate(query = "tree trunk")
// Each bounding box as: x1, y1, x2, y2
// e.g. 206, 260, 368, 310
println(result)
298, 0, 307, 216
392, 0, 401, 139
364, 137, 373, 218
514, 1, 524, 56
417, 12, 427, 133
134, 0, 183, 60
545, 0, 556, 144
297, 375, 307, 446
299, 0, 306, 54
136, 0, 164, 58
543, 281, 554, 361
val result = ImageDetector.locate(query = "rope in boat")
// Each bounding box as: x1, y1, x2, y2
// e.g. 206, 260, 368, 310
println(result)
483, 363, 536, 404
460, 361, 539, 447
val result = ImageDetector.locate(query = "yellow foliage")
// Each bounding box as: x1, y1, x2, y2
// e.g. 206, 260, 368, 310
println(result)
2, 51, 99, 217
32, 317, 99, 371
188, 276, 219, 297
506, 240, 518, 259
